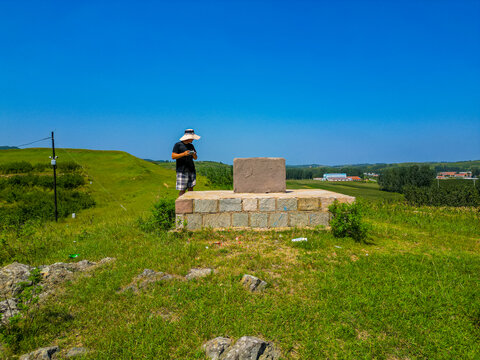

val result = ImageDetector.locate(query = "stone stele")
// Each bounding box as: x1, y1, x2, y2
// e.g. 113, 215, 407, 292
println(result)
234, 157, 286, 193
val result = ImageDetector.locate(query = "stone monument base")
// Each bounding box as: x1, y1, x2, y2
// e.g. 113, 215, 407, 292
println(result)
175, 189, 355, 231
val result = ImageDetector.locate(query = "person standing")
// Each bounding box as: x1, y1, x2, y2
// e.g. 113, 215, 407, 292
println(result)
172, 129, 200, 197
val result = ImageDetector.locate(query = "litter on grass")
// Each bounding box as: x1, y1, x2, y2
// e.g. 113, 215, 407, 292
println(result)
69, 254, 79, 258
334, 245, 342, 249
292, 237, 308, 242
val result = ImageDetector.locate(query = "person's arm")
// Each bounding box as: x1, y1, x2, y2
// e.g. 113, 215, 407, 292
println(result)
192, 151, 198, 160
172, 151, 189, 160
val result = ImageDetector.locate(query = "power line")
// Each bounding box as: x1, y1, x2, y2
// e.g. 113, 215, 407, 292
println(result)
14, 136, 51, 148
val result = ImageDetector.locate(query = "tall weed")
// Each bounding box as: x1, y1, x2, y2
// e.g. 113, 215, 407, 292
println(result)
328, 201, 370, 242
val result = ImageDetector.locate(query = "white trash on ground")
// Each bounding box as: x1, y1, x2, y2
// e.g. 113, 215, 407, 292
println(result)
291, 237, 308, 242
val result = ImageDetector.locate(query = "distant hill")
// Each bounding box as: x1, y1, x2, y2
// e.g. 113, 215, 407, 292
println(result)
148, 158, 480, 176
288, 160, 480, 169
0, 146, 19, 150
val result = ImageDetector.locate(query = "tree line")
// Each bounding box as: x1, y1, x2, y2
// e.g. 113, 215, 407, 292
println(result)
378, 165, 479, 207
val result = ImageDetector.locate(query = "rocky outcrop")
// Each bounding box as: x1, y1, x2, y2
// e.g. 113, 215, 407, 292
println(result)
0, 262, 34, 297
119, 269, 173, 293
19, 346, 59, 360
241, 275, 268, 293
0, 298, 19, 325
0, 258, 115, 325
18, 346, 90, 359
38, 260, 96, 297
203, 337, 232, 360
203, 336, 280, 360
185, 268, 213, 280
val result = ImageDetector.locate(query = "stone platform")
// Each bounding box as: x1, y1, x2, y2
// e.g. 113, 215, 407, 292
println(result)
175, 189, 355, 230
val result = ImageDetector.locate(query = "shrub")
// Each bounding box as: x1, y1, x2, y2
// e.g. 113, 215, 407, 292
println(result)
139, 197, 176, 232
56, 174, 85, 189
328, 201, 370, 242
0, 161, 33, 174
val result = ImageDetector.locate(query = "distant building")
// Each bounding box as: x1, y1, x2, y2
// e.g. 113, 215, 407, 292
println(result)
317, 173, 362, 182
437, 171, 474, 179
323, 173, 347, 181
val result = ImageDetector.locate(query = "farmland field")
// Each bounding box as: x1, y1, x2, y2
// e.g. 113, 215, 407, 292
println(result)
287, 179, 404, 202
0, 149, 479, 359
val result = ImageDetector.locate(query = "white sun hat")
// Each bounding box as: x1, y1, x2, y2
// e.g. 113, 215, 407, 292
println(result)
179, 129, 201, 141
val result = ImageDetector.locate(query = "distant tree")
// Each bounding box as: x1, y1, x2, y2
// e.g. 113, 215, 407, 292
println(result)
378, 165, 435, 193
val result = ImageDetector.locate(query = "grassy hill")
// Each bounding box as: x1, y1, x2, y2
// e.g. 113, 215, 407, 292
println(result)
0, 149, 479, 359
0, 148, 211, 220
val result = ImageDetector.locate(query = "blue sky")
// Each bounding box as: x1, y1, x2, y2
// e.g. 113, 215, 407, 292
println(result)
1, 0, 479, 165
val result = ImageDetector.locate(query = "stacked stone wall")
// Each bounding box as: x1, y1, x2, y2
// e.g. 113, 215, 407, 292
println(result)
175, 193, 354, 230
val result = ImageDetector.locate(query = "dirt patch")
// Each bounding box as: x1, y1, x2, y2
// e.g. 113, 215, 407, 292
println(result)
356, 330, 370, 341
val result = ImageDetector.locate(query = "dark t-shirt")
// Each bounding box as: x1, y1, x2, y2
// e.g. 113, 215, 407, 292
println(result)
172, 141, 196, 173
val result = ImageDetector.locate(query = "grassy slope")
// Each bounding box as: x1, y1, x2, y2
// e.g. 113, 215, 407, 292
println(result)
0, 149, 479, 359
0, 148, 210, 218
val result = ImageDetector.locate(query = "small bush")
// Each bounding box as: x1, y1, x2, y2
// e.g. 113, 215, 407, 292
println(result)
0, 161, 34, 174
328, 201, 370, 242
138, 197, 176, 232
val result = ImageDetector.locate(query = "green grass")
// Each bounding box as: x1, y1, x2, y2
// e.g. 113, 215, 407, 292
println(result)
0, 149, 479, 359
287, 179, 404, 202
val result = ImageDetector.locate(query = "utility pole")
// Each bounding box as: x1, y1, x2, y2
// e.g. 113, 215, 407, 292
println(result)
50, 131, 58, 222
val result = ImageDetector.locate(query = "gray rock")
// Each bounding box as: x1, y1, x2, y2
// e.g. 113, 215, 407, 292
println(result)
19, 346, 59, 360
0, 262, 33, 297
65, 346, 89, 357
74, 260, 96, 271
120, 269, 173, 293
185, 268, 213, 280
221, 336, 280, 360
241, 275, 267, 293
0, 298, 19, 324
1, 258, 115, 326
202, 337, 232, 360
39, 260, 98, 293
258, 343, 281, 360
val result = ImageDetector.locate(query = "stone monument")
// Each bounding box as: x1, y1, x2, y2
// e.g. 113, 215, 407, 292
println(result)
175, 157, 354, 230
234, 157, 286, 193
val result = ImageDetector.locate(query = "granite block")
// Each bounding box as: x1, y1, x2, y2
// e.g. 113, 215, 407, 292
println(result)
277, 198, 297, 211
232, 213, 249, 227
250, 213, 268, 228
194, 199, 218, 213
185, 214, 202, 230
259, 198, 276, 212
298, 198, 320, 211
219, 198, 242, 212
268, 213, 288, 228
204, 213, 231, 228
